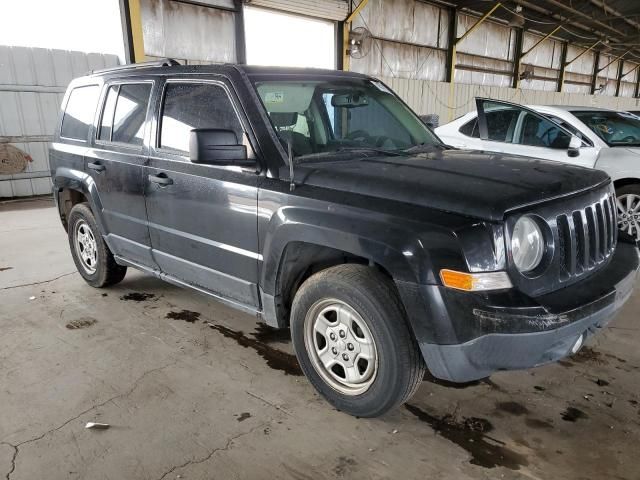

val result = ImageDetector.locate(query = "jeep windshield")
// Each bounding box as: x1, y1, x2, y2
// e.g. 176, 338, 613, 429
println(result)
572, 110, 640, 147
253, 78, 441, 159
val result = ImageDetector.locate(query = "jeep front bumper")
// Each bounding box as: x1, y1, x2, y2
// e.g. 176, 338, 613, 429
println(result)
398, 239, 639, 383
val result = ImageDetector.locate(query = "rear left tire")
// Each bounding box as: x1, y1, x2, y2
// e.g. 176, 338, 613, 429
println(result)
68, 202, 127, 287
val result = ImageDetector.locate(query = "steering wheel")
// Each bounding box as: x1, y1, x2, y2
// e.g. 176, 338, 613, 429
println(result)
621, 135, 636, 143
346, 130, 372, 142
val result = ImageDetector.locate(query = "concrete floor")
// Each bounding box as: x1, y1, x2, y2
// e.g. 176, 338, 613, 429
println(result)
0, 198, 639, 480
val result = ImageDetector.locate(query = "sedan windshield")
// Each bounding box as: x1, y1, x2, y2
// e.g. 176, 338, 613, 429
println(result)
572, 110, 640, 146
253, 78, 441, 159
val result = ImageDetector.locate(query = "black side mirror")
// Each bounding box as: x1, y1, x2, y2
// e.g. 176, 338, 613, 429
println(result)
189, 128, 253, 166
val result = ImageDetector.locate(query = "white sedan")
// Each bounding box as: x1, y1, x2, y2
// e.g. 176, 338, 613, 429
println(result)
435, 99, 640, 239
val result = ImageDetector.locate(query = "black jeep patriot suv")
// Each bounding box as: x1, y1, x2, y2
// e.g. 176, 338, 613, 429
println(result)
50, 60, 639, 417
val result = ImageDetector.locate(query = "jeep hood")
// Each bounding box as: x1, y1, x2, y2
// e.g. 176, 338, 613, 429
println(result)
293, 149, 609, 221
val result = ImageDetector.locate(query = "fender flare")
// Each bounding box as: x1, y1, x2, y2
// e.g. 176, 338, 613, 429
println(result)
53, 167, 108, 236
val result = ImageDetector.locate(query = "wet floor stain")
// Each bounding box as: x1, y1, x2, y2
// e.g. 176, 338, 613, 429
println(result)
236, 412, 251, 422
496, 401, 529, 416
66, 317, 97, 330
561, 407, 588, 422
208, 323, 302, 376
423, 372, 499, 390
405, 404, 527, 470
252, 323, 291, 343
166, 309, 201, 323
120, 292, 155, 302
333, 456, 357, 477
0, 266, 13, 272
525, 418, 554, 430
571, 346, 604, 364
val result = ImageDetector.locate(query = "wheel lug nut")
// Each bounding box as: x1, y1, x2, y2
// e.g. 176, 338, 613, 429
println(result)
339, 330, 346, 338
332, 347, 338, 355
347, 343, 354, 351
329, 333, 336, 341
342, 353, 349, 361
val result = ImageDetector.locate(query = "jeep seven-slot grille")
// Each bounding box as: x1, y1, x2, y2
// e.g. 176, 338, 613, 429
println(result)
556, 192, 617, 281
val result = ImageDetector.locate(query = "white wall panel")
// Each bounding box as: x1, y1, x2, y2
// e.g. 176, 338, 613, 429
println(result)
0, 46, 118, 198
377, 76, 640, 124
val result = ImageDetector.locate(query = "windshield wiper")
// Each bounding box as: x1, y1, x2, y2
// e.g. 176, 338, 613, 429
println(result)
402, 143, 447, 154
334, 146, 408, 157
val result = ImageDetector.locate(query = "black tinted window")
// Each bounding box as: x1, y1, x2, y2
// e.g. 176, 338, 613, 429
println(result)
485, 109, 518, 142
160, 83, 242, 153
459, 118, 478, 137
518, 112, 570, 148
61, 85, 100, 140
98, 83, 151, 145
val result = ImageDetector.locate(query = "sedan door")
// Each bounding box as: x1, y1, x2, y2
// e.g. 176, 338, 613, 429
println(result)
144, 79, 261, 310
86, 81, 156, 269
476, 99, 598, 168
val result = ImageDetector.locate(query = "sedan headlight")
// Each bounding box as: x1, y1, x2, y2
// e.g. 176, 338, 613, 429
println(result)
512, 216, 544, 273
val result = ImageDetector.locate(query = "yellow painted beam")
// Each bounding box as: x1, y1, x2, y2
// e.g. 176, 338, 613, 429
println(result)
565, 39, 601, 67
455, 2, 501, 46
346, 0, 370, 24
520, 26, 561, 60
343, 0, 370, 71
128, 0, 145, 63
597, 49, 631, 73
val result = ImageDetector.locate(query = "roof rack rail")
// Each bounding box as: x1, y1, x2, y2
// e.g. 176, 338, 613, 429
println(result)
89, 58, 181, 75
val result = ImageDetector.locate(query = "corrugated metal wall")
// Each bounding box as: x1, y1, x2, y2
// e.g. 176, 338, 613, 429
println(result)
351, 0, 640, 101
140, 0, 237, 64
0, 46, 119, 198
385, 76, 640, 121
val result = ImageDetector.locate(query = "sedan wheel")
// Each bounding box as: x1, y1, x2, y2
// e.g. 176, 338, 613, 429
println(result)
617, 193, 640, 240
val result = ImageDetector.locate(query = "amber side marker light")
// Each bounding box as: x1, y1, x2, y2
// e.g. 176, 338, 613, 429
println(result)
440, 269, 513, 292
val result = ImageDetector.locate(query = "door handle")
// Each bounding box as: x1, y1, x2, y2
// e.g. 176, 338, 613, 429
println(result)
88, 161, 105, 172
148, 173, 173, 186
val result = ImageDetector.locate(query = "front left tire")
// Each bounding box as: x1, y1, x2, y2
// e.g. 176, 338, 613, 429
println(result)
290, 264, 425, 417
68, 202, 127, 287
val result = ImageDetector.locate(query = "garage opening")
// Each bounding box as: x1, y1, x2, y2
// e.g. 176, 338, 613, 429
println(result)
244, 6, 336, 69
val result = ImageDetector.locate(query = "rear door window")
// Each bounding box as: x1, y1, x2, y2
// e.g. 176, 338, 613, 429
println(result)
98, 83, 152, 146
484, 109, 518, 142
159, 82, 243, 155
517, 112, 571, 149
61, 85, 100, 141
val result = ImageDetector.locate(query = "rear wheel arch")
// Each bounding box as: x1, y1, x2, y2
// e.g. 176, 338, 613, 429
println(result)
57, 187, 89, 231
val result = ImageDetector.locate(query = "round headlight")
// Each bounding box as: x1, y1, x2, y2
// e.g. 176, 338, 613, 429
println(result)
512, 216, 544, 273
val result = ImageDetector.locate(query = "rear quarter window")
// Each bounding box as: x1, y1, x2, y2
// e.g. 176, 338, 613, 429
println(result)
61, 85, 100, 141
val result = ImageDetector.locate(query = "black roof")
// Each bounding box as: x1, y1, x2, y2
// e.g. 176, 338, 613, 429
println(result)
87, 60, 370, 81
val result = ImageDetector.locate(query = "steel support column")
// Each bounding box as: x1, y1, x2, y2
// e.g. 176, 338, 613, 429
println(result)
590, 50, 601, 94
120, 0, 145, 63
448, 2, 501, 120
557, 42, 568, 92
615, 59, 625, 97
512, 27, 524, 89
233, 0, 246, 64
